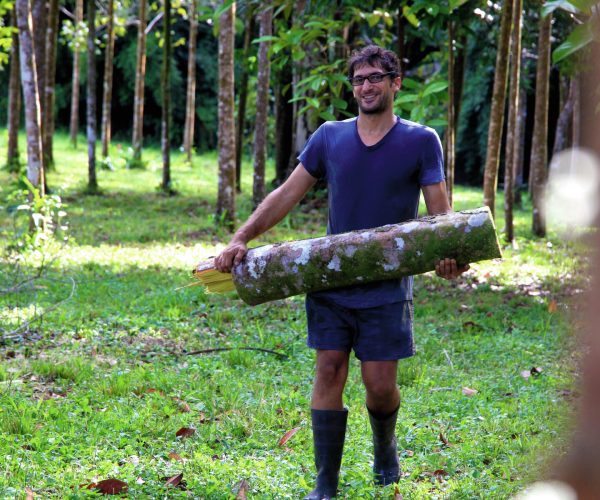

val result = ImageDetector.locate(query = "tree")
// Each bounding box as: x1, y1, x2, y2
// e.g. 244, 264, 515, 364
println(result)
482, 0, 514, 218
182, 0, 198, 164
160, 0, 172, 192
31, 0, 46, 164
6, 4, 21, 172
503, 0, 523, 244
69, 0, 84, 148
16, 0, 44, 193
531, 10, 552, 237
132, 0, 148, 164
216, 1, 236, 230
235, 5, 255, 191
86, 0, 98, 191
101, 0, 116, 159
43, 0, 59, 169
446, 19, 456, 207
252, 4, 272, 209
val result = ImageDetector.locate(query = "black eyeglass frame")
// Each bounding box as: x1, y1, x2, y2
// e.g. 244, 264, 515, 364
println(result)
347, 71, 399, 87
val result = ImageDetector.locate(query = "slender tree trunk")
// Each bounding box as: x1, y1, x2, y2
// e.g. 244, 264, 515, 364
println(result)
482, 0, 514, 218
514, 85, 527, 207
446, 20, 455, 207
235, 6, 255, 191
161, 0, 172, 192
132, 0, 148, 162
44, 0, 59, 169
503, 0, 523, 244
552, 76, 574, 155
16, 0, 44, 194
530, 12, 552, 237
396, 9, 405, 74
572, 73, 580, 149
252, 4, 272, 209
31, 0, 46, 162
454, 32, 467, 129
183, 0, 198, 164
274, 63, 293, 185
69, 0, 83, 148
7, 5, 21, 171
101, 0, 115, 159
86, 0, 97, 191
216, 2, 236, 229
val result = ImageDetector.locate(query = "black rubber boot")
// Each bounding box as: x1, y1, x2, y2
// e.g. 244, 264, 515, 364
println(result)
303, 408, 348, 500
368, 405, 400, 486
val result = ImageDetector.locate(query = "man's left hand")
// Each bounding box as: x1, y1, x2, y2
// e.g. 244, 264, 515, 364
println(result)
435, 258, 470, 280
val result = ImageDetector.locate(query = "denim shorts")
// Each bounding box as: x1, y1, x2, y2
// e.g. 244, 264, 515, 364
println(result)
305, 295, 415, 361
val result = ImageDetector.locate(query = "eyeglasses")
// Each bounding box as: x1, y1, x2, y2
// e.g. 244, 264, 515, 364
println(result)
347, 72, 397, 86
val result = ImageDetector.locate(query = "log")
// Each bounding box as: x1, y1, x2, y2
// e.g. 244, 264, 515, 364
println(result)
195, 207, 502, 306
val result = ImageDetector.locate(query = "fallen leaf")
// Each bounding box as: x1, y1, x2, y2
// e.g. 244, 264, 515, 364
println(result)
199, 412, 210, 424
25, 487, 34, 499
136, 477, 145, 485
462, 387, 478, 397
164, 473, 183, 487
172, 397, 191, 413
520, 370, 531, 380
462, 321, 482, 329
278, 427, 300, 447
548, 300, 558, 313
138, 388, 166, 397
235, 479, 249, 499
404, 449, 414, 457
175, 427, 196, 439
439, 432, 450, 446
394, 485, 403, 499
432, 469, 447, 481
168, 452, 183, 461
88, 478, 128, 495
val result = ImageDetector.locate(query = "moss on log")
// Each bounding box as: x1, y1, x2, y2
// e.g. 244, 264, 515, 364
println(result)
209, 207, 501, 306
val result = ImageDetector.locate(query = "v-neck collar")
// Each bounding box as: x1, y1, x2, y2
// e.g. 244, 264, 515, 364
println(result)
354, 115, 400, 151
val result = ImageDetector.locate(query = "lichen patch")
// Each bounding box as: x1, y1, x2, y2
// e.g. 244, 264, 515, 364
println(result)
400, 221, 420, 233
327, 255, 342, 271
468, 212, 487, 227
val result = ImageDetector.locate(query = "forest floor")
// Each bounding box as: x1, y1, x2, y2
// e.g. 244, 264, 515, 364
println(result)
0, 132, 591, 498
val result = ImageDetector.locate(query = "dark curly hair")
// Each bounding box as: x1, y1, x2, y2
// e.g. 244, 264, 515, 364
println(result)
347, 45, 401, 79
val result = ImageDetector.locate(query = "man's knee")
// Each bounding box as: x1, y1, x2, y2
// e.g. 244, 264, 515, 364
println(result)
315, 350, 349, 388
364, 378, 398, 402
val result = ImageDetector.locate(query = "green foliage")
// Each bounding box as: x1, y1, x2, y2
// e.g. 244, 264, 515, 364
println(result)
0, 0, 15, 70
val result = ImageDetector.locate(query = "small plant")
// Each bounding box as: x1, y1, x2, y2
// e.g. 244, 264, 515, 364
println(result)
99, 156, 116, 171
123, 147, 148, 170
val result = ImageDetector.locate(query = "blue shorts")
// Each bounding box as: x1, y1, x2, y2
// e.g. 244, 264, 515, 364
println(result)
305, 295, 415, 361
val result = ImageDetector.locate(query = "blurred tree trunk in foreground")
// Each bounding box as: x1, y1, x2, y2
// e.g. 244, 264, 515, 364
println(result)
252, 4, 272, 209
216, 2, 236, 230
483, 0, 514, 218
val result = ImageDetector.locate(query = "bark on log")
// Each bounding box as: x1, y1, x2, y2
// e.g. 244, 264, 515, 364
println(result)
197, 207, 501, 306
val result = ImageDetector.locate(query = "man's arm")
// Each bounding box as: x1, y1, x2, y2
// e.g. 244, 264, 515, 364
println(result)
214, 164, 318, 272
421, 181, 469, 280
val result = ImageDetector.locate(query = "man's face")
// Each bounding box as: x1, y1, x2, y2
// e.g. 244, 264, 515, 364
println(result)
351, 64, 401, 115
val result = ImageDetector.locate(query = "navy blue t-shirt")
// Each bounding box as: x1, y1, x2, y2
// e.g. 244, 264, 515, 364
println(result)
298, 116, 444, 308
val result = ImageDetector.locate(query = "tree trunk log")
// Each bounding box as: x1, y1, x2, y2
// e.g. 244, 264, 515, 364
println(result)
161, 0, 172, 192
86, 0, 97, 190
7, 4, 21, 171
216, 1, 236, 230
132, 0, 148, 162
482, 0, 514, 218
252, 4, 272, 209
531, 12, 552, 237
69, 0, 83, 148
235, 6, 254, 190
197, 207, 502, 306
182, 0, 198, 164
16, 0, 44, 193
503, 0, 523, 244
101, 0, 115, 158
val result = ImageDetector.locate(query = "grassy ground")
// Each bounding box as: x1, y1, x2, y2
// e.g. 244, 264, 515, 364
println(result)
0, 132, 588, 498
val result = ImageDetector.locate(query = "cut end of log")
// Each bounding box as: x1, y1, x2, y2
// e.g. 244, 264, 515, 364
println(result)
193, 265, 236, 293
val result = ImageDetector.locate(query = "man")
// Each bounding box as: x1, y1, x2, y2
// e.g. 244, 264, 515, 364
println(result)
215, 45, 468, 499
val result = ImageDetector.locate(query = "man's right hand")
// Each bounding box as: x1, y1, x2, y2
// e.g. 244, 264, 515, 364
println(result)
214, 238, 248, 273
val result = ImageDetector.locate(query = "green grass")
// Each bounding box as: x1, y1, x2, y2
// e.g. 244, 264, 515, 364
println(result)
0, 130, 588, 498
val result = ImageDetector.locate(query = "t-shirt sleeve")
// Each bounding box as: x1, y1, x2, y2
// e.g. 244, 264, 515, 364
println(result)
418, 128, 445, 186
298, 125, 327, 180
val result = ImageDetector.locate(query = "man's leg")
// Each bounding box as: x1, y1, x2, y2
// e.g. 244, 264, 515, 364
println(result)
362, 360, 401, 486
304, 350, 350, 500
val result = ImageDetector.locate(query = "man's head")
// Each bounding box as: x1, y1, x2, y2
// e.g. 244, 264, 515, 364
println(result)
347, 45, 402, 116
